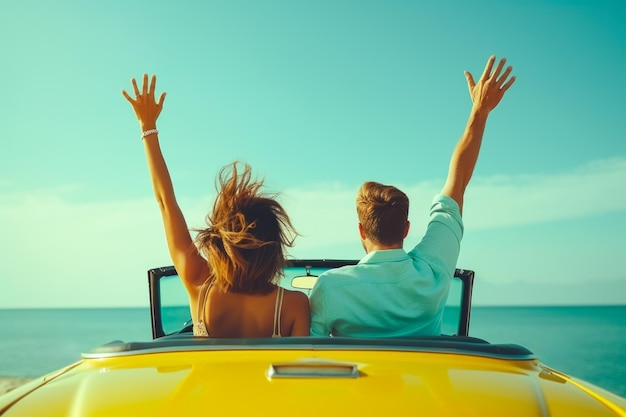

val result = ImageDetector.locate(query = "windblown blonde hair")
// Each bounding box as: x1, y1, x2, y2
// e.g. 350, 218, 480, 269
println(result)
194, 162, 297, 294
356, 181, 409, 246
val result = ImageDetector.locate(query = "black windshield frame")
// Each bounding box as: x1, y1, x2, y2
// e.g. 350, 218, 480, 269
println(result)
148, 259, 474, 339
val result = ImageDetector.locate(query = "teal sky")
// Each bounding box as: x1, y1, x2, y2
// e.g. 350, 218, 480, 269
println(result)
1, 0, 625, 307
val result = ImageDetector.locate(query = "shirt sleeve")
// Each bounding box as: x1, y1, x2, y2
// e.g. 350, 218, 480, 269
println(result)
309, 275, 331, 337
409, 194, 464, 275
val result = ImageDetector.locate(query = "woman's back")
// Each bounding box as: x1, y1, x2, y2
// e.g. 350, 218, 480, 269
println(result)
197, 285, 309, 337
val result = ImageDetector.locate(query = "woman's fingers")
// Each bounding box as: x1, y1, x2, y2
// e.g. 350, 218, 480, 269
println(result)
157, 92, 166, 107
131, 78, 140, 97
121, 89, 134, 103
142, 74, 148, 95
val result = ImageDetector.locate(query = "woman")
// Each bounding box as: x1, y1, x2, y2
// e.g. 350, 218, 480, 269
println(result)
122, 74, 310, 337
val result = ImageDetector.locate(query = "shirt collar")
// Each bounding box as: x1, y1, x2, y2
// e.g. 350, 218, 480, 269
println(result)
358, 249, 408, 265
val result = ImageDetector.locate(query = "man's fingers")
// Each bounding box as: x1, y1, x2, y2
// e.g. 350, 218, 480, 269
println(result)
500, 76, 516, 93
497, 65, 513, 84
481, 55, 496, 81
465, 71, 476, 92
491, 58, 506, 81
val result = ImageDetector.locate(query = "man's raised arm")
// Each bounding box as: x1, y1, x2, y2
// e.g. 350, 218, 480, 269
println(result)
441, 55, 516, 213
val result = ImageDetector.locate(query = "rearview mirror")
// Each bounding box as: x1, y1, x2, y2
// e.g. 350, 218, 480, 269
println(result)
291, 275, 318, 290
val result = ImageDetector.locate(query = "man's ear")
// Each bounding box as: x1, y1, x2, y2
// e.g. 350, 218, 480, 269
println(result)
403, 221, 410, 239
358, 223, 367, 240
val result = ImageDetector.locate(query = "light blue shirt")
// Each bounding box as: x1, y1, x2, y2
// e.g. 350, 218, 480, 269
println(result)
309, 194, 463, 337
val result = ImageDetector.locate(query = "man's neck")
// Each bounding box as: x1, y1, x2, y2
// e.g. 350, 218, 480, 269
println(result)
364, 242, 403, 253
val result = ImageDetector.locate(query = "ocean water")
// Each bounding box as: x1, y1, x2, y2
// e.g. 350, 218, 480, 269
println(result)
0, 305, 625, 398
0, 308, 153, 379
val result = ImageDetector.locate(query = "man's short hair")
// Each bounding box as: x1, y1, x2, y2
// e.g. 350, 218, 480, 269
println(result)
356, 181, 409, 246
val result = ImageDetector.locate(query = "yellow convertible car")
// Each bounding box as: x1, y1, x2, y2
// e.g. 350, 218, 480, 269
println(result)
1, 260, 625, 416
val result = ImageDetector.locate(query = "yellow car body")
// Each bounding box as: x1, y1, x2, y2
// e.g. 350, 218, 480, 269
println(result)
2, 338, 626, 416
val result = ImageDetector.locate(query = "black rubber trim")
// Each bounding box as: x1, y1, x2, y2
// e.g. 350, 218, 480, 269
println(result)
85, 335, 535, 361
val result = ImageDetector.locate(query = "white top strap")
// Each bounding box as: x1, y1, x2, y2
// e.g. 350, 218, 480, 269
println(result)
272, 287, 284, 337
196, 279, 213, 324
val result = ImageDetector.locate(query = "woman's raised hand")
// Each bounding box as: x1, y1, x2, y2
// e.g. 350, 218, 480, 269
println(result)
122, 74, 166, 131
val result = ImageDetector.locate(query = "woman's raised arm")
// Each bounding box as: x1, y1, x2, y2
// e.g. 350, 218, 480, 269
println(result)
122, 74, 209, 293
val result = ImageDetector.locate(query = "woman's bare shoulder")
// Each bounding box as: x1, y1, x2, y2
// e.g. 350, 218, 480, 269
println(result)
283, 288, 309, 299
282, 288, 310, 309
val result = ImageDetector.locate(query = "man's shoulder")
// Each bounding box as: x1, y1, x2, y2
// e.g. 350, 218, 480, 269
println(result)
318, 263, 358, 279
315, 264, 363, 287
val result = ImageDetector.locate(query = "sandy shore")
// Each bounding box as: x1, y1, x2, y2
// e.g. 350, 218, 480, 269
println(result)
0, 377, 34, 396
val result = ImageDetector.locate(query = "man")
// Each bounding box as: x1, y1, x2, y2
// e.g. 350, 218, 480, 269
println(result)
309, 55, 516, 337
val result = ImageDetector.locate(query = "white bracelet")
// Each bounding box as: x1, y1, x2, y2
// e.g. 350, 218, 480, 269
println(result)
142, 129, 159, 139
